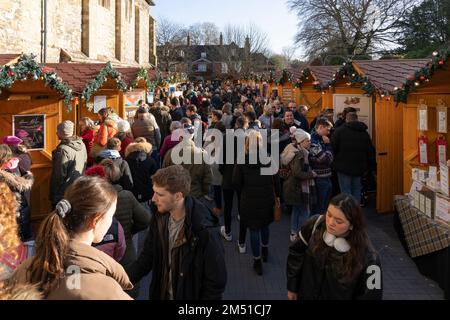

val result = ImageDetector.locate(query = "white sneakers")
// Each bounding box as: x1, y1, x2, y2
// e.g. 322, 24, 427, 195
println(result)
220, 226, 232, 241
238, 243, 246, 254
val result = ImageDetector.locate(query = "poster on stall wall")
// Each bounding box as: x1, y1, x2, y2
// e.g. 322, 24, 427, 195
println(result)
418, 136, 429, 164
124, 90, 145, 107
93, 96, 107, 113
333, 94, 372, 138
12, 114, 45, 150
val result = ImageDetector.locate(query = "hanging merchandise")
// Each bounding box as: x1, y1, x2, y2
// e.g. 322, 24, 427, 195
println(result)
417, 100, 428, 131
436, 135, 447, 165
418, 135, 429, 164
436, 99, 448, 133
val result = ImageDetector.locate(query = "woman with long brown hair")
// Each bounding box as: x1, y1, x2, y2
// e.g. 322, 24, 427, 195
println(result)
0, 182, 41, 300
286, 193, 382, 300
11, 176, 133, 299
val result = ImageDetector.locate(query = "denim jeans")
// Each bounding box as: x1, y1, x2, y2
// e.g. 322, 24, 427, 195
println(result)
312, 177, 332, 215
291, 204, 310, 234
337, 172, 362, 203
249, 226, 270, 258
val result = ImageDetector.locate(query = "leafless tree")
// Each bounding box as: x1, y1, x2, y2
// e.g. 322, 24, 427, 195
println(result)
156, 16, 185, 72
281, 46, 298, 63
287, 0, 420, 61
182, 22, 220, 45
223, 23, 270, 55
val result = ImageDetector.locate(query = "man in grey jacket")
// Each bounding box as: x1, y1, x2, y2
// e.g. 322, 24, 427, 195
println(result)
50, 120, 87, 207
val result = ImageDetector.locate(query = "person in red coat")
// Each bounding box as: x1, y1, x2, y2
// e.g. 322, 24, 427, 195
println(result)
116, 120, 134, 158
79, 117, 98, 165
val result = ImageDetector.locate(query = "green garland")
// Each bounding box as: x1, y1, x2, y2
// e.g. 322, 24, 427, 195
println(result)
131, 67, 156, 92
82, 62, 128, 101
392, 45, 450, 103
317, 61, 376, 97
0, 54, 74, 109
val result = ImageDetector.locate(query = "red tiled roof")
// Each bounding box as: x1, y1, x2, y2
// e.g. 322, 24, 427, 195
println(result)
354, 59, 431, 93
0, 54, 20, 65
44, 63, 155, 93
309, 66, 338, 85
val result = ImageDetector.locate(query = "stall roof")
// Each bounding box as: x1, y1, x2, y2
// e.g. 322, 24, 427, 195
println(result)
309, 66, 338, 85
0, 54, 21, 65
354, 59, 431, 93
44, 63, 154, 93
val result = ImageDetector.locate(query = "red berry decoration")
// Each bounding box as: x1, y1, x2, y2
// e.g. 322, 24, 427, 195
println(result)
439, 60, 445, 65
419, 75, 426, 81
8, 71, 14, 77
407, 75, 414, 81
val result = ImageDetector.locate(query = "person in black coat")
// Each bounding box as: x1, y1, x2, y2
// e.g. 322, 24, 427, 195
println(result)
124, 138, 158, 204
232, 130, 281, 276
287, 194, 382, 300
331, 112, 375, 203
95, 137, 133, 191
126, 165, 227, 300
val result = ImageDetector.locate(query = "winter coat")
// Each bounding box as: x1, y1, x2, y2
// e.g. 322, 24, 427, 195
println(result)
115, 132, 134, 158
219, 129, 245, 190
309, 132, 334, 178
50, 136, 87, 207
125, 142, 158, 202
111, 184, 151, 267
0, 165, 34, 241
12, 240, 133, 300
331, 121, 376, 177
159, 133, 181, 161
126, 196, 227, 300
81, 128, 96, 162
16, 153, 32, 174
287, 215, 382, 300
163, 140, 212, 199
149, 105, 172, 143
93, 218, 126, 262
95, 149, 133, 191
170, 107, 184, 122
232, 156, 281, 229
131, 115, 159, 148
280, 144, 315, 207
294, 112, 310, 133
95, 119, 118, 147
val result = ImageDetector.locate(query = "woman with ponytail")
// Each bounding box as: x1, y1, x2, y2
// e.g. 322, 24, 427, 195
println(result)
11, 176, 133, 300
286, 193, 382, 300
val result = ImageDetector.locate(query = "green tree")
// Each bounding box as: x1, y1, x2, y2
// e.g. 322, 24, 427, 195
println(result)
398, 0, 450, 57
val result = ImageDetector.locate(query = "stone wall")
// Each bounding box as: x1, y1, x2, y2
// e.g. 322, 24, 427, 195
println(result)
0, 0, 42, 60
0, 0, 155, 66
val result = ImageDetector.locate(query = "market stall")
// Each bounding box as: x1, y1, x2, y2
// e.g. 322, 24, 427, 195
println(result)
0, 54, 75, 222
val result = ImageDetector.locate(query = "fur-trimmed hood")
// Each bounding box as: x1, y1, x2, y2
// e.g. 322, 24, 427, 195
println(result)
0, 283, 42, 300
0, 170, 34, 192
281, 143, 301, 166
125, 142, 153, 158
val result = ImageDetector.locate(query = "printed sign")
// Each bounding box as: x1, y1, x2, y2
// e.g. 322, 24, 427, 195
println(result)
333, 94, 373, 138
12, 114, 45, 150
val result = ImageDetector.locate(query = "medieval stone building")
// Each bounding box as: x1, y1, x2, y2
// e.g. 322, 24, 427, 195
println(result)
0, 0, 157, 67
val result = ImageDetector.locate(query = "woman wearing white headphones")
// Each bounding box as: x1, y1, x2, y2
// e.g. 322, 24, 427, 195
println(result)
286, 193, 382, 300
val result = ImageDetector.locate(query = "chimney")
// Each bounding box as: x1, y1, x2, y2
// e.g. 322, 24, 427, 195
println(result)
187, 33, 191, 46
219, 32, 223, 46
245, 36, 250, 55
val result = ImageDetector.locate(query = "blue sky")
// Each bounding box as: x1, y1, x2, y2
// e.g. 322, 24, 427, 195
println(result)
152, 0, 302, 57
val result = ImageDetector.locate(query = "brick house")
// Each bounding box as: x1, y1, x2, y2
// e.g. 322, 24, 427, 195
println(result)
157, 33, 274, 80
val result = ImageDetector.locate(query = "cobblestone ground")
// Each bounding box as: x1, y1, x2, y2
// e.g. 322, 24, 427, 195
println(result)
136, 195, 444, 300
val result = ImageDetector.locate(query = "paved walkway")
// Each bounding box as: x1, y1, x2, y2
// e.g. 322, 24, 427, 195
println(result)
137, 196, 444, 300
